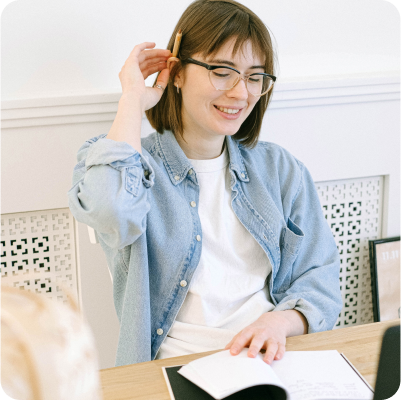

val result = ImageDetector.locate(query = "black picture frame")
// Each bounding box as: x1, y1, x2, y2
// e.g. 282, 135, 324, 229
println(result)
369, 236, 400, 322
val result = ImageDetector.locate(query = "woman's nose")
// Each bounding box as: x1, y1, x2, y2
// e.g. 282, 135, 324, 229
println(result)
227, 77, 249, 98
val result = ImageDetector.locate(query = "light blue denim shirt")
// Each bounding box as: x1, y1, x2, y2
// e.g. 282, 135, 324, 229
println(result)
68, 130, 342, 367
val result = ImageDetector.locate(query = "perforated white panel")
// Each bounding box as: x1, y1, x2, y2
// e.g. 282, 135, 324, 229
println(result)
1, 209, 79, 304
315, 176, 383, 328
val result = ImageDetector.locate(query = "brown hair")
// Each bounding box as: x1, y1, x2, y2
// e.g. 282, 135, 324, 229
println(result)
145, 0, 277, 148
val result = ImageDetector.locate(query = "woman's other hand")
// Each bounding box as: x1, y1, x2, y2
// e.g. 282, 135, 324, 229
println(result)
119, 42, 172, 112
224, 310, 308, 364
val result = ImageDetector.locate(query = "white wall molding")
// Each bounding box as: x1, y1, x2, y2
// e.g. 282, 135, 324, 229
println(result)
272, 72, 399, 109
2, 72, 399, 129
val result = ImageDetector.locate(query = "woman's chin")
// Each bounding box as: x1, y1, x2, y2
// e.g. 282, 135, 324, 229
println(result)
212, 122, 242, 137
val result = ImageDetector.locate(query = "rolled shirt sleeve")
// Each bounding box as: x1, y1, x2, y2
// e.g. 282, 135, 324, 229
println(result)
68, 134, 154, 250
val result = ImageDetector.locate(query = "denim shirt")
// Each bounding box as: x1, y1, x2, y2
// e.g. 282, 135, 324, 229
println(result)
68, 130, 342, 367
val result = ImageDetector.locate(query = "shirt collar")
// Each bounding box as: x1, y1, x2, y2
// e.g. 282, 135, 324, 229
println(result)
156, 130, 249, 185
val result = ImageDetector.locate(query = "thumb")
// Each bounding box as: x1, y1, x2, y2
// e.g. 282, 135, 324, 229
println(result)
155, 68, 170, 91
144, 68, 171, 112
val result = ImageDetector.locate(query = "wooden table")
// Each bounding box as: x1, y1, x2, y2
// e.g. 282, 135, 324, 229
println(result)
100, 319, 399, 400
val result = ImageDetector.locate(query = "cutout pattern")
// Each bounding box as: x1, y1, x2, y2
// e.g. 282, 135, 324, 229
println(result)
1, 209, 78, 304
315, 176, 383, 328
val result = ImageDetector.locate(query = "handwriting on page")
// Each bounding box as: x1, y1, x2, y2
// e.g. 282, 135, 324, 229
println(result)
288, 380, 372, 400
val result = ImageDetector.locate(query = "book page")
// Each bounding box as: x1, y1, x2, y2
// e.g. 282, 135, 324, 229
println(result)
178, 349, 288, 399
271, 351, 373, 400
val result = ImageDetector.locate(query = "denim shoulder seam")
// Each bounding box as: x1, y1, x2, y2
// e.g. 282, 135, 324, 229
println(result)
118, 248, 129, 274
291, 160, 305, 210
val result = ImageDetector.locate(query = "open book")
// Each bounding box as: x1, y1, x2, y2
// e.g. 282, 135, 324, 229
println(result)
162, 349, 374, 400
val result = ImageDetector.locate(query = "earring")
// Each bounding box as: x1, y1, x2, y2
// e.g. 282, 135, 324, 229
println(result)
176, 85, 180, 94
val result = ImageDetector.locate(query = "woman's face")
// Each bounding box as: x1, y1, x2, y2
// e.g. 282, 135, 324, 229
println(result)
176, 38, 264, 140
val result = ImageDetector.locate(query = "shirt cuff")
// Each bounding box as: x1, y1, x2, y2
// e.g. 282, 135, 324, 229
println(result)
85, 137, 154, 188
273, 297, 327, 334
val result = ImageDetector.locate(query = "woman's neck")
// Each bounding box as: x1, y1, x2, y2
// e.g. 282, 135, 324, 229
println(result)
175, 131, 226, 160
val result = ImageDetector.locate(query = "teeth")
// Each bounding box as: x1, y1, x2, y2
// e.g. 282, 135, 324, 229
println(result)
216, 106, 240, 114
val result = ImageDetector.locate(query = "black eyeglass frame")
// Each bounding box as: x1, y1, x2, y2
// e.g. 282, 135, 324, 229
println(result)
184, 57, 276, 97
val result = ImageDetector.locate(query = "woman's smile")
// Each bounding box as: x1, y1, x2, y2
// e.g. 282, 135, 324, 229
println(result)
213, 104, 244, 120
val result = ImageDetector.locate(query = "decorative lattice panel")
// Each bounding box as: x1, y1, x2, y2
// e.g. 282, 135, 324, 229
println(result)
315, 176, 383, 328
1, 209, 79, 304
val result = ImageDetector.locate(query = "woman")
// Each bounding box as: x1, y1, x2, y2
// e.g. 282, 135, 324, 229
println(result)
68, 0, 342, 367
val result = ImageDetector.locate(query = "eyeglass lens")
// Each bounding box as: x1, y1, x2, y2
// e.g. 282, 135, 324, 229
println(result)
210, 68, 273, 95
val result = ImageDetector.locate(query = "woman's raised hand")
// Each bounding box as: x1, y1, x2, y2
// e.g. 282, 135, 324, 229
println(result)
106, 42, 172, 152
119, 42, 172, 112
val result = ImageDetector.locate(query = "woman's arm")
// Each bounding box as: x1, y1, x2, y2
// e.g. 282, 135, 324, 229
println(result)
225, 159, 342, 363
68, 43, 172, 250
106, 42, 172, 152
272, 161, 342, 332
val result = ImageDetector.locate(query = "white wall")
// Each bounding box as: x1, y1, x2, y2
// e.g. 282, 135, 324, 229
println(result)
1, 0, 399, 369
1, 0, 399, 99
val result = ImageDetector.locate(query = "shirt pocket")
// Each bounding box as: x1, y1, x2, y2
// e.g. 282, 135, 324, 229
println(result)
283, 217, 304, 256
125, 166, 142, 197
275, 217, 305, 293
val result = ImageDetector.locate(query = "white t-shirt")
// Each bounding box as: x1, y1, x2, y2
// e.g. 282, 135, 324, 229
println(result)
156, 145, 275, 359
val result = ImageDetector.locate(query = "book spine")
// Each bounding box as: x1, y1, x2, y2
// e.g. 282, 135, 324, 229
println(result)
369, 240, 380, 322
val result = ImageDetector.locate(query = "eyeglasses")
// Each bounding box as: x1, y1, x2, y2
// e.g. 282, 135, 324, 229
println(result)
184, 57, 276, 97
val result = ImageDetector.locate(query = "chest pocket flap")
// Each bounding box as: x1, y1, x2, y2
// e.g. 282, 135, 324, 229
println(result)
283, 217, 304, 256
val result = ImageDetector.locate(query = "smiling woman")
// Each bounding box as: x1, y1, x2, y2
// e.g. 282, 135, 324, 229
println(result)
68, 0, 342, 368
146, 0, 276, 149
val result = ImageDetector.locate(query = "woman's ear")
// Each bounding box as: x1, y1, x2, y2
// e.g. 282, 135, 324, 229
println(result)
173, 65, 184, 88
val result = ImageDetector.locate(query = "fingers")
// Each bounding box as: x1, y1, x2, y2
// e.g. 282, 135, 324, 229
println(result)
130, 42, 156, 59
224, 335, 237, 350
129, 43, 171, 69
229, 330, 253, 355
142, 61, 168, 80
274, 343, 286, 361
141, 56, 170, 71
138, 48, 172, 65
247, 335, 266, 358
226, 331, 286, 365
263, 339, 279, 364
134, 44, 172, 81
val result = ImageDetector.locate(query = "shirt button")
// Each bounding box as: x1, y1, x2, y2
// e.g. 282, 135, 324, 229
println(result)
188, 169, 193, 175
190, 201, 196, 207
180, 280, 187, 287
157, 328, 163, 335
196, 235, 201, 241
241, 173, 245, 178
174, 175, 180, 181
